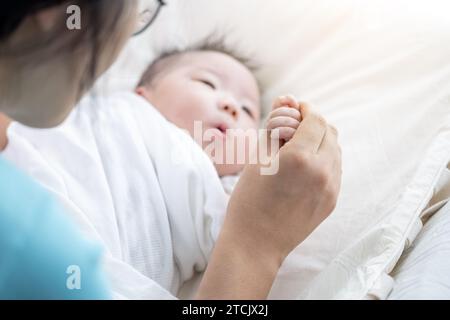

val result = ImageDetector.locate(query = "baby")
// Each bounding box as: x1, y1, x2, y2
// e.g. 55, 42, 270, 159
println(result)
135, 41, 302, 181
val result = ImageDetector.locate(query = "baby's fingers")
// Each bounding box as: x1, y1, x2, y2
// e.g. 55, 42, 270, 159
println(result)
271, 127, 297, 141
267, 116, 301, 142
273, 95, 299, 110
267, 116, 301, 132
269, 107, 301, 122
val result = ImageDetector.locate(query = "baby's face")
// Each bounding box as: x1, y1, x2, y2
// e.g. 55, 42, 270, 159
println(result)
137, 51, 261, 176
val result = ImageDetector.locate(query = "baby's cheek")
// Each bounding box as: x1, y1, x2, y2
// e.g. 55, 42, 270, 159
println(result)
240, 117, 260, 133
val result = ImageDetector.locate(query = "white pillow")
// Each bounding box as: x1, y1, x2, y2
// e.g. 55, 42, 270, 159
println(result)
97, 0, 450, 299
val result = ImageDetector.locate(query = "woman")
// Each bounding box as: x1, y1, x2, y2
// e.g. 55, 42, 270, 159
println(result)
0, 0, 341, 299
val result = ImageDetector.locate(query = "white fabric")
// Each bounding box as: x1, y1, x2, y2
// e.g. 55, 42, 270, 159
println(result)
389, 200, 450, 299
388, 160, 450, 299
220, 175, 240, 196
100, 0, 450, 299
292, 126, 450, 299
2, 92, 228, 299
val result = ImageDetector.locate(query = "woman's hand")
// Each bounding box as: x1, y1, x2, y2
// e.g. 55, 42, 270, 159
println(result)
233, 102, 341, 260
197, 103, 342, 299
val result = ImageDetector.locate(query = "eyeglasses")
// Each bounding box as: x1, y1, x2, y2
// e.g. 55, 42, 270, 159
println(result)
133, 0, 166, 36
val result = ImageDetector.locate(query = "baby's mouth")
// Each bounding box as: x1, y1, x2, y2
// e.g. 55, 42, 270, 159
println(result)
207, 121, 232, 139
216, 124, 228, 135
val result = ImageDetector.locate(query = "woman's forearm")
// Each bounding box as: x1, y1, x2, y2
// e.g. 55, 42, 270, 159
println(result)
196, 222, 283, 300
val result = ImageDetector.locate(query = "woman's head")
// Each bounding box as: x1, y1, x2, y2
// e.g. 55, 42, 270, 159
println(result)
0, 0, 138, 128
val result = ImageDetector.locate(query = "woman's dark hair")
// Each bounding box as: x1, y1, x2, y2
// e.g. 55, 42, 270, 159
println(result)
0, 0, 135, 94
1, 1, 66, 41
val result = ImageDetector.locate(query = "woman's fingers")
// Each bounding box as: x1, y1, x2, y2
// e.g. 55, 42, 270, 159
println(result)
319, 135, 343, 215
318, 125, 340, 157
288, 103, 327, 154
318, 125, 342, 190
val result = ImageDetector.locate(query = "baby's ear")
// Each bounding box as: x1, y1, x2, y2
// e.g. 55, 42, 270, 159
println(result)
136, 86, 156, 104
135, 86, 153, 98
135, 86, 145, 96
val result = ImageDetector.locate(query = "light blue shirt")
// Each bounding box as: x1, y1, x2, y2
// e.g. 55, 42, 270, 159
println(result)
0, 156, 110, 299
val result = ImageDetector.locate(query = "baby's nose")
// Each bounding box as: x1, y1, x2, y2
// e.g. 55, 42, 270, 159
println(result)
220, 102, 238, 119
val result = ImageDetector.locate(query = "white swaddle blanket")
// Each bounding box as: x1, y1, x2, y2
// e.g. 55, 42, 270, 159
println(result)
2, 92, 228, 299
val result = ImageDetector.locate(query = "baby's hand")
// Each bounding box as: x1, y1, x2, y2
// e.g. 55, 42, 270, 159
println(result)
267, 95, 302, 144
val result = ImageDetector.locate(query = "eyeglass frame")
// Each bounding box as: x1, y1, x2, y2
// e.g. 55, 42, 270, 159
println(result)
132, 0, 166, 37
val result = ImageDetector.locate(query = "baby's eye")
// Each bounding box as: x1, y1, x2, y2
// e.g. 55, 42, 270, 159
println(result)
198, 79, 216, 90
242, 106, 254, 119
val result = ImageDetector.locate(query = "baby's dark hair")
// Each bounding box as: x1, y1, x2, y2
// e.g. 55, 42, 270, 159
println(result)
137, 34, 260, 88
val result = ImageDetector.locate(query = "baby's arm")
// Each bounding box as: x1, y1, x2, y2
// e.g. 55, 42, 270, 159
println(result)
266, 95, 302, 146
